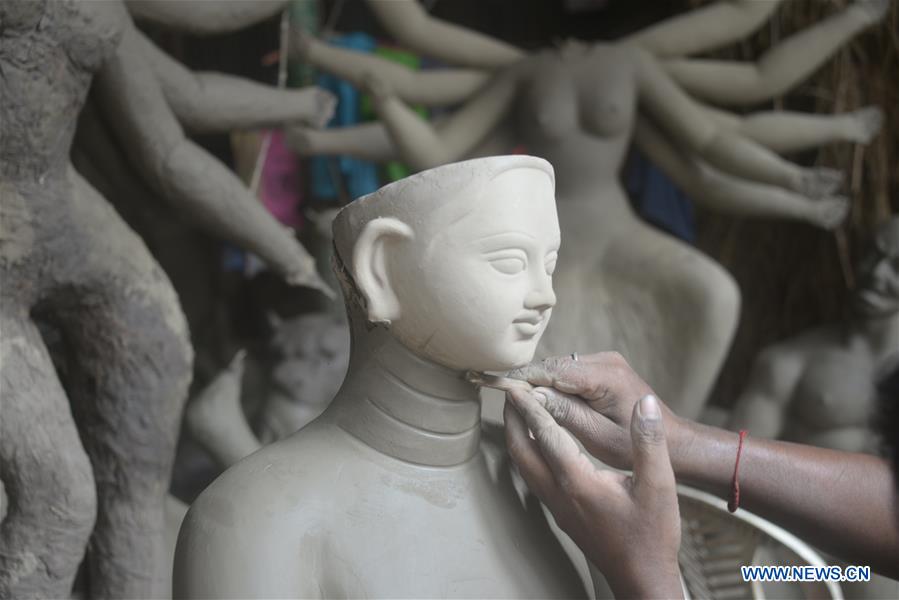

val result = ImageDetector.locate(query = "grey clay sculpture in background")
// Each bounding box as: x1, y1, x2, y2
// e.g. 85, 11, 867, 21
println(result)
0, 1, 334, 597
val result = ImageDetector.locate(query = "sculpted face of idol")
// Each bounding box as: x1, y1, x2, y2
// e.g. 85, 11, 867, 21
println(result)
345, 159, 560, 373
391, 168, 559, 371
853, 217, 899, 319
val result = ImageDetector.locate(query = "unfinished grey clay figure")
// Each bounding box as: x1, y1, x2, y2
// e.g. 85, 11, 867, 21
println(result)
730, 216, 899, 454
0, 1, 332, 598
175, 156, 590, 599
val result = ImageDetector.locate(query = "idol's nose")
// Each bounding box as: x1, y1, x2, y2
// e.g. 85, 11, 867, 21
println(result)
524, 271, 556, 313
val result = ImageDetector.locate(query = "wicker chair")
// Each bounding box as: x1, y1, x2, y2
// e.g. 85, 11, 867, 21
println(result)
678, 485, 843, 600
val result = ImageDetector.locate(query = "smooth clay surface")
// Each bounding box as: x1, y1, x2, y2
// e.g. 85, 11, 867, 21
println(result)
174, 156, 591, 599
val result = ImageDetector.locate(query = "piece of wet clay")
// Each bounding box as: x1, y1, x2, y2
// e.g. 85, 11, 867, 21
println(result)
465, 371, 534, 393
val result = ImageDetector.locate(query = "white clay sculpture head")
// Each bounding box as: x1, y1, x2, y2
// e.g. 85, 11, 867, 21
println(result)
853, 215, 899, 319
332, 156, 559, 372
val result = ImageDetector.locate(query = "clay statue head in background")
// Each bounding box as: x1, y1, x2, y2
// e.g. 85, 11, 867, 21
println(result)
332, 155, 559, 372
853, 216, 899, 320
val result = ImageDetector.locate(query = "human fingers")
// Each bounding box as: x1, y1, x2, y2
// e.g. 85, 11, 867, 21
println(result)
510, 353, 621, 395
503, 398, 558, 503
507, 389, 597, 498
531, 387, 625, 460
629, 395, 676, 501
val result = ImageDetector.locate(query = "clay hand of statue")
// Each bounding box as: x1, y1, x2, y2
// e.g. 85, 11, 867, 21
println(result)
847, 106, 884, 144
273, 225, 335, 297
508, 352, 688, 470
807, 194, 850, 230
849, 0, 891, 26
504, 389, 683, 599
361, 71, 396, 106
795, 166, 843, 197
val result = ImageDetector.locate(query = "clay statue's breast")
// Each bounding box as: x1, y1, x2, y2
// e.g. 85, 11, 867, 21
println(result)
790, 349, 877, 430
518, 44, 636, 145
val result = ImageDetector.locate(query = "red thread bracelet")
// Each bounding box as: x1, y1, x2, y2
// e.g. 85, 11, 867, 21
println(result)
727, 430, 748, 513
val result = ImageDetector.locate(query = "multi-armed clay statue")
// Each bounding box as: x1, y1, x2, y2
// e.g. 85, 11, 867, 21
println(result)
0, 1, 334, 598
288, 0, 889, 419
175, 156, 592, 598
730, 216, 899, 453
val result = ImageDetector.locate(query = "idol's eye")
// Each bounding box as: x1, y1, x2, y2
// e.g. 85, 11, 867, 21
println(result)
489, 256, 527, 275
485, 249, 528, 275
545, 252, 558, 276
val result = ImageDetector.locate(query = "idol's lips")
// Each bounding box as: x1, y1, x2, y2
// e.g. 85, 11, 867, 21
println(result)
513, 314, 545, 337
513, 314, 545, 326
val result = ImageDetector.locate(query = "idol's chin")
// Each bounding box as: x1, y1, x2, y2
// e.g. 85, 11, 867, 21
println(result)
484, 340, 541, 373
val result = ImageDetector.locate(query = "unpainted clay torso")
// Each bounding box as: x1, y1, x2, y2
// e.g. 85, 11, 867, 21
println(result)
778, 328, 882, 453
512, 43, 737, 418
176, 340, 587, 599
0, 0, 125, 182
517, 43, 636, 212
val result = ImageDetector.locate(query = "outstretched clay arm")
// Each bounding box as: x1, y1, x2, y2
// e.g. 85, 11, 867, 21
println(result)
95, 24, 330, 294
625, 0, 784, 58
286, 110, 518, 166
365, 0, 525, 69
365, 68, 521, 171
634, 117, 848, 230
125, 0, 287, 35
663, 0, 890, 106
292, 32, 491, 107
286, 122, 399, 163
635, 47, 842, 197
701, 104, 884, 153
136, 31, 335, 133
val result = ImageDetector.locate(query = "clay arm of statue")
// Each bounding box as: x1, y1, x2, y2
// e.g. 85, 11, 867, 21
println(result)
173, 501, 320, 599
512, 353, 899, 579
633, 117, 849, 230
700, 104, 884, 153
135, 31, 335, 133
285, 109, 518, 164
635, 47, 842, 197
95, 24, 330, 293
624, 0, 784, 58
364, 68, 521, 171
286, 121, 399, 162
364, 0, 525, 69
662, 0, 890, 106
125, 0, 288, 35
291, 31, 491, 107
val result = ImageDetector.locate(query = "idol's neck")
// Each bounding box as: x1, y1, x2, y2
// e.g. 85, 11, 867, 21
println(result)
330, 332, 482, 467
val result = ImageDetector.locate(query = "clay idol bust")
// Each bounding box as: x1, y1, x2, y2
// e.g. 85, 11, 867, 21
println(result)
174, 156, 588, 598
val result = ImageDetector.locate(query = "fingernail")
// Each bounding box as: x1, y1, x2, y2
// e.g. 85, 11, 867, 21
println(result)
555, 379, 578, 393
639, 394, 660, 420
532, 391, 547, 407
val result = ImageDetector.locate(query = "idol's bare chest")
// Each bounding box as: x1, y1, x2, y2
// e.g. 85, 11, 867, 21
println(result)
308, 461, 587, 598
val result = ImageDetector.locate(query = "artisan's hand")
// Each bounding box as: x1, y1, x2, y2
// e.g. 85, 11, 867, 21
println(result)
505, 390, 683, 599
511, 352, 690, 471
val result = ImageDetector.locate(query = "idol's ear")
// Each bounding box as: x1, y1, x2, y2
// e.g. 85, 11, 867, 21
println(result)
352, 217, 414, 324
